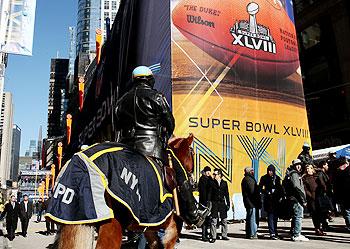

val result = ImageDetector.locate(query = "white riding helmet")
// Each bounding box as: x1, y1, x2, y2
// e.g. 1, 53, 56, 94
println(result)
132, 66, 153, 80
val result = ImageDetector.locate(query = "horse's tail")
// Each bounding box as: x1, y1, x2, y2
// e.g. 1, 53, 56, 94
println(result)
54, 224, 95, 249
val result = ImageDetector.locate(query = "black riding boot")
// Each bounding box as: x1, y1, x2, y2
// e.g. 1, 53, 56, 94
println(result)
179, 180, 211, 227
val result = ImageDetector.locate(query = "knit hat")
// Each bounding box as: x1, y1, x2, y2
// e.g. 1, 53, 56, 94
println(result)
267, 164, 276, 173
203, 166, 211, 172
292, 159, 302, 166
244, 167, 254, 174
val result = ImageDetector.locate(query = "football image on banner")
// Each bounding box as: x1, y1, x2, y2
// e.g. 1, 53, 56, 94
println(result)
171, 0, 310, 207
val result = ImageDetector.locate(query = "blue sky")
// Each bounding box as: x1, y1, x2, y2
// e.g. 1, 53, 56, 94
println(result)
5, 0, 76, 155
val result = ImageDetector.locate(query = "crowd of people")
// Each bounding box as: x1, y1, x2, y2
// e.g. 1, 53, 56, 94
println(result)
240, 143, 350, 242
197, 142, 350, 243
0, 195, 56, 241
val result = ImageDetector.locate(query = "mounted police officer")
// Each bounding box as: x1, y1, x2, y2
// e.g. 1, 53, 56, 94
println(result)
115, 66, 210, 227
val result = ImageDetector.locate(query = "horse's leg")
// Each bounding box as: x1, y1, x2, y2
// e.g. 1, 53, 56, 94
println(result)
56, 225, 94, 249
144, 229, 163, 249
161, 215, 179, 249
96, 219, 123, 249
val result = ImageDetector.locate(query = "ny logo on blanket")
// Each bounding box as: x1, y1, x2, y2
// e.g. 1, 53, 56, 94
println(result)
46, 142, 177, 226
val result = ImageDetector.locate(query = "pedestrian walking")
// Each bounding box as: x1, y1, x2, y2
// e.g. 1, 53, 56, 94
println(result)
241, 167, 261, 239
284, 159, 309, 242
316, 160, 333, 230
198, 166, 212, 241
259, 164, 283, 240
303, 165, 327, 235
36, 198, 44, 223
208, 168, 230, 242
333, 157, 350, 232
44, 197, 56, 235
19, 194, 33, 237
0, 195, 20, 241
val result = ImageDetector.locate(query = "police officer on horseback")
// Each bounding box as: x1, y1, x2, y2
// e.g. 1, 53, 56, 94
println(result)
115, 66, 210, 227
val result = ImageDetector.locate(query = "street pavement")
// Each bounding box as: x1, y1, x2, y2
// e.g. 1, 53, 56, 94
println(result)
0, 216, 349, 248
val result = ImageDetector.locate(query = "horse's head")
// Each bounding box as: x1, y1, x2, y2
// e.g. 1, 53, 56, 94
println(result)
168, 133, 195, 173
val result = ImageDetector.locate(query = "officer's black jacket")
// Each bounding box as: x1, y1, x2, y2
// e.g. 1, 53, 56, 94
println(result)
115, 82, 175, 160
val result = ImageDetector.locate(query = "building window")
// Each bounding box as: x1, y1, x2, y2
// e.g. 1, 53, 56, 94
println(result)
104, 0, 109, 10
112, 1, 118, 10
104, 12, 110, 20
111, 12, 117, 20
301, 24, 321, 50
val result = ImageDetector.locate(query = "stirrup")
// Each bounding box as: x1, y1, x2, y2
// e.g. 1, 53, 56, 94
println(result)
194, 206, 211, 227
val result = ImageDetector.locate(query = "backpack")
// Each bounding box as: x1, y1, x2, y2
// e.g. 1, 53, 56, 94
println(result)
282, 171, 294, 197
278, 171, 295, 220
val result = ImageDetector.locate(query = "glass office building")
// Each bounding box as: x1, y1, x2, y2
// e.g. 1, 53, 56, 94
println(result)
76, 0, 120, 55
76, 0, 101, 54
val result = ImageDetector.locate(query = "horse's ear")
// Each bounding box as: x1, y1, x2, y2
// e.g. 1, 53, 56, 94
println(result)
172, 139, 183, 149
187, 133, 194, 145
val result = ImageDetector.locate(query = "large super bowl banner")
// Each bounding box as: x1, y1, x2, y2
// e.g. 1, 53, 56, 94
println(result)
171, 0, 310, 201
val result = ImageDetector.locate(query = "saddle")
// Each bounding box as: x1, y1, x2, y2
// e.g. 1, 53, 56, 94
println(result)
148, 155, 178, 192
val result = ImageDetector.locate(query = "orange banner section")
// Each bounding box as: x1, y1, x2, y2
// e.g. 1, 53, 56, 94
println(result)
51, 164, 56, 190
66, 114, 72, 145
45, 173, 50, 197
78, 77, 85, 111
96, 29, 103, 64
57, 142, 63, 170
38, 181, 45, 199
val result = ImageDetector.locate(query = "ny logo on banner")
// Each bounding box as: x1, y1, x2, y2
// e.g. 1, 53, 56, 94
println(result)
237, 135, 286, 180
193, 135, 233, 182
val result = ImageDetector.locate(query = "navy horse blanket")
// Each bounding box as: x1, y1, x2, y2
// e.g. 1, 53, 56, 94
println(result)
46, 142, 182, 226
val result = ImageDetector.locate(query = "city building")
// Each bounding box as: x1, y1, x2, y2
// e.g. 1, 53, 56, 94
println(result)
37, 125, 42, 161
10, 124, 21, 181
28, 139, 37, 158
68, 26, 77, 93
18, 169, 52, 200
294, 0, 350, 149
0, 92, 13, 187
0, 53, 8, 118
41, 137, 63, 169
76, 0, 120, 55
19, 156, 34, 171
76, 0, 101, 56
101, 0, 120, 39
47, 58, 69, 138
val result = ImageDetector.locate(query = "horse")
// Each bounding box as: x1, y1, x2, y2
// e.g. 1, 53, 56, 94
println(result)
52, 133, 195, 249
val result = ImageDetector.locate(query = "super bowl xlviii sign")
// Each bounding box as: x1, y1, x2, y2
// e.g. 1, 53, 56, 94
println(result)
230, 2, 276, 54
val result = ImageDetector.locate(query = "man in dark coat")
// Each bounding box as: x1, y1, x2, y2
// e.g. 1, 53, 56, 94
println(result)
43, 197, 56, 235
241, 167, 261, 239
259, 165, 283, 239
19, 194, 33, 237
198, 166, 212, 241
333, 157, 350, 231
0, 195, 20, 241
316, 160, 333, 230
36, 197, 44, 222
115, 66, 209, 227
208, 168, 230, 242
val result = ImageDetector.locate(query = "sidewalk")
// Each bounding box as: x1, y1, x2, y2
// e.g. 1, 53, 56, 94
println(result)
0, 216, 349, 248
0, 218, 55, 249
179, 217, 350, 249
